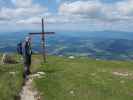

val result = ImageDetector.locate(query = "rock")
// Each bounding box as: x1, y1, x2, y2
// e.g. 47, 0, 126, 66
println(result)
9, 71, 16, 75
31, 74, 40, 78
20, 78, 39, 100
112, 72, 129, 77
70, 90, 74, 94
1, 53, 17, 64
37, 72, 46, 75
30, 72, 46, 79
96, 59, 100, 61
59, 55, 63, 57
70, 90, 75, 96
68, 56, 75, 59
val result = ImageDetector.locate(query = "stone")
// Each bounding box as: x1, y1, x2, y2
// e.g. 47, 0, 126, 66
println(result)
9, 71, 16, 75
112, 72, 129, 77
70, 90, 75, 96
68, 56, 75, 59
31, 74, 40, 78
70, 90, 74, 94
1, 53, 17, 64
37, 72, 46, 75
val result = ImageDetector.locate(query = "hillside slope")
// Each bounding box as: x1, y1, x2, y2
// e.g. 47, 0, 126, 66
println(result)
31, 55, 133, 100
0, 54, 23, 100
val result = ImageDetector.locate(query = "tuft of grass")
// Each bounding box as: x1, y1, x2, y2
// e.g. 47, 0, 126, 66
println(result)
32, 55, 133, 100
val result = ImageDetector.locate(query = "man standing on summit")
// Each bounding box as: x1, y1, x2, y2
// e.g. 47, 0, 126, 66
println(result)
22, 37, 32, 79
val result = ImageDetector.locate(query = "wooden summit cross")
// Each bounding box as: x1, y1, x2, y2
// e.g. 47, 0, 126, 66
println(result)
29, 18, 55, 62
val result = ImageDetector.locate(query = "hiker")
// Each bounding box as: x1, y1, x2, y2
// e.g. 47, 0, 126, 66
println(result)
21, 37, 32, 79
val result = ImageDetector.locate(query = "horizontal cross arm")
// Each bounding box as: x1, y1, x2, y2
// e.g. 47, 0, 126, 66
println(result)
29, 32, 55, 35
29, 33, 42, 35
45, 32, 55, 34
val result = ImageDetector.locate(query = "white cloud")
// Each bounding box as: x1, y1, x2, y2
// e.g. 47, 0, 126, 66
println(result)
0, 6, 47, 20
11, 0, 32, 8
59, 1, 102, 17
0, 0, 48, 22
59, 0, 133, 22
17, 14, 72, 25
116, 0, 133, 16
1, 0, 133, 31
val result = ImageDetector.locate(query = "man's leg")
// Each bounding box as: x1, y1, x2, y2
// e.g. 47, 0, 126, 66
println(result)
23, 55, 31, 79
27, 65, 30, 75
27, 55, 31, 75
23, 65, 28, 79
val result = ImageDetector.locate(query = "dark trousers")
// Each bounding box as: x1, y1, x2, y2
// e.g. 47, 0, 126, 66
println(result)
23, 55, 31, 78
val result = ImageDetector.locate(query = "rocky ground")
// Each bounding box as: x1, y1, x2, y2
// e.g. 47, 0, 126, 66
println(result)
20, 74, 42, 100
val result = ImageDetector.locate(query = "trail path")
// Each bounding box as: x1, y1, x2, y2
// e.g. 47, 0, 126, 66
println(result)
20, 77, 40, 100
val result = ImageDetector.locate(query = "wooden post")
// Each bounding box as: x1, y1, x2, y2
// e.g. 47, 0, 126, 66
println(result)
29, 18, 55, 63
41, 18, 46, 62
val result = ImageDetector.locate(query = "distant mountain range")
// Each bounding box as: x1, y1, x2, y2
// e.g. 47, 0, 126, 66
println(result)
0, 31, 133, 60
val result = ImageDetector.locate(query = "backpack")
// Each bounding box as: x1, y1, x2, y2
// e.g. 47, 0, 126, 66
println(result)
17, 42, 22, 55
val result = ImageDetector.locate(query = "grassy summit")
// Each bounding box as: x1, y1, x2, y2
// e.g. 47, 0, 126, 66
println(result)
31, 55, 133, 100
0, 54, 133, 100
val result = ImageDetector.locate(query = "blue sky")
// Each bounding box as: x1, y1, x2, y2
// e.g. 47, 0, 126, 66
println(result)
0, 0, 133, 32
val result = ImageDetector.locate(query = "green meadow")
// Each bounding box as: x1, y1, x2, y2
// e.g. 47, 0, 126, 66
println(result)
0, 54, 133, 100
31, 55, 133, 100
0, 55, 23, 100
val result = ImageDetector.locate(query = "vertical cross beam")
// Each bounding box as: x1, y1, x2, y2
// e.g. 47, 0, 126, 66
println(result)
41, 18, 46, 62
29, 18, 55, 63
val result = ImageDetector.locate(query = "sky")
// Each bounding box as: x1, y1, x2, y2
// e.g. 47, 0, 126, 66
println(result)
0, 0, 133, 32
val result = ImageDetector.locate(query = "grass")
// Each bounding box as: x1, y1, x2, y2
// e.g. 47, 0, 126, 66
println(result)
31, 55, 133, 100
0, 54, 23, 100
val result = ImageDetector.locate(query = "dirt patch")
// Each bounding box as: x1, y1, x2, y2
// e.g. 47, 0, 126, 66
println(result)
20, 77, 40, 100
112, 72, 129, 77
